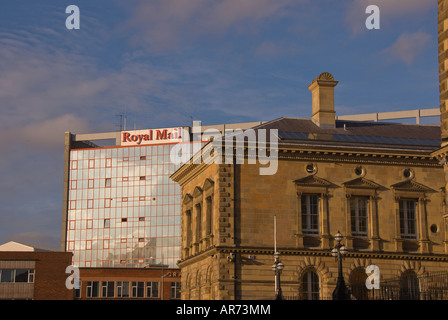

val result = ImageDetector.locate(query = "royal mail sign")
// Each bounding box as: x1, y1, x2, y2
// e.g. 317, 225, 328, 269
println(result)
120, 127, 184, 146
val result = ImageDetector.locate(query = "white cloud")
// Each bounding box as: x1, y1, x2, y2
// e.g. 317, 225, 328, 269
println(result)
382, 31, 432, 64
124, 0, 304, 51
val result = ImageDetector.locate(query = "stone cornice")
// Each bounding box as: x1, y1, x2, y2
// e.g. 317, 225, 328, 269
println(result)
177, 245, 448, 268
171, 144, 441, 188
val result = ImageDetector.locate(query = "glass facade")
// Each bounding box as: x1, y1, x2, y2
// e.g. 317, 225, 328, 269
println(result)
66, 143, 195, 268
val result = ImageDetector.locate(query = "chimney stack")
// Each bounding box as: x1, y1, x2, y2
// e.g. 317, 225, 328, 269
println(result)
308, 72, 338, 128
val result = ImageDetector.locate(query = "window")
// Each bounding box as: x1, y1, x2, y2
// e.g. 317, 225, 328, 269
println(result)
139, 217, 145, 222
104, 198, 111, 208
140, 176, 146, 181
87, 281, 100, 298
0, 269, 13, 283
121, 218, 127, 223
350, 196, 368, 237
146, 281, 159, 298
399, 199, 417, 240
88, 179, 94, 189
117, 281, 130, 298
102, 281, 115, 298
87, 199, 94, 209
71, 160, 78, 170
0, 269, 33, 283
171, 282, 181, 299
70, 200, 76, 210
105, 158, 112, 168
206, 196, 213, 235
301, 195, 319, 235
104, 219, 110, 228
400, 271, 420, 300
186, 210, 192, 247
71, 180, 77, 190
75, 285, 81, 299
302, 270, 320, 300
87, 219, 93, 229
89, 159, 95, 169
105, 178, 111, 187
140, 156, 146, 160
196, 204, 202, 241
132, 281, 145, 298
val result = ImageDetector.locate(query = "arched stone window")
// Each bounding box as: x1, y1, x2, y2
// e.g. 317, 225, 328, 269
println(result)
349, 267, 368, 300
301, 269, 320, 300
399, 270, 420, 300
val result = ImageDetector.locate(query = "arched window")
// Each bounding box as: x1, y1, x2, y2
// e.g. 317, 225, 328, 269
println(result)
400, 271, 420, 300
301, 270, 320, 300
349, 268, 368, 300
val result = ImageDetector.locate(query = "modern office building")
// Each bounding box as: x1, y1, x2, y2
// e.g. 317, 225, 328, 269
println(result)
61, 122, 263, 269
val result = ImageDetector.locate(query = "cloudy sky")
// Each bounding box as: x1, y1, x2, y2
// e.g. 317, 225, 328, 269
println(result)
0, 0, 440, 249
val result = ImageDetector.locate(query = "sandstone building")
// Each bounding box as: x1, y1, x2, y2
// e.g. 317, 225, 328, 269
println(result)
171, 71, 448, 300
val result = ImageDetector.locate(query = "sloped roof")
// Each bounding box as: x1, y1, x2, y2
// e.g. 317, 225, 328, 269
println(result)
224, 117, 441, 151
0, 241, 58, 252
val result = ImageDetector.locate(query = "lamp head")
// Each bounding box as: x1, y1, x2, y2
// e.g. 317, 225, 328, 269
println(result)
334, 231, 343, 242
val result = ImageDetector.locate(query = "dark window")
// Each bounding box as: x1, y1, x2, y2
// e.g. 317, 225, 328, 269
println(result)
0, 270, 14, 283
350, 196, 368, 237
301, 195, 319, 235
302, 271, 320, 300
399, 199, 417, 240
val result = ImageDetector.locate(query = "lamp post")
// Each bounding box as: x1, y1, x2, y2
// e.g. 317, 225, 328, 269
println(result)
272, 251, 284, 300
272, 215, 284, 300
331, 231, 350, 300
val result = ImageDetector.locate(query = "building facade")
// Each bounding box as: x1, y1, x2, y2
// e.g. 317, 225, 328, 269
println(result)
0, 241, 73, 300
61, 122, 263, 270
76, 267, 181, 300
171, 73, 448, 300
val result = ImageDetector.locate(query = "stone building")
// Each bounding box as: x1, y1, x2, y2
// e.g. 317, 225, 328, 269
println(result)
169, 2, 448, 300
171, 72, 448, 300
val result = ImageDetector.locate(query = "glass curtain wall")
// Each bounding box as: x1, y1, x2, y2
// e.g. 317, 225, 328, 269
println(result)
66, 143, 193, 268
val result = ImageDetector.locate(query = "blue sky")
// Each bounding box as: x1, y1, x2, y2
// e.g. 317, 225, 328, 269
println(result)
0, 0, 440, 249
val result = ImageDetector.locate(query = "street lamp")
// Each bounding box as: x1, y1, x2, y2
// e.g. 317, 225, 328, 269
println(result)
331, 231, 350, 300
272, 251, 284, 300
272, 215, 284, 300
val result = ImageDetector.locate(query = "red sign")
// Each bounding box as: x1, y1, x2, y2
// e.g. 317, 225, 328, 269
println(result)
120, 128, 183, 146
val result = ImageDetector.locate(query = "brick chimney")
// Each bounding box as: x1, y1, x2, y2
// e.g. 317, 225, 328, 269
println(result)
308, 72, 338, 128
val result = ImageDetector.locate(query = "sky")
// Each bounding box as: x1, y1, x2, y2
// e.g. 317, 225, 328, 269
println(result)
0, 0, 441, 250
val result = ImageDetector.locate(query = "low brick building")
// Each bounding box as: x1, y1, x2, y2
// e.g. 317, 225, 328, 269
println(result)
0, 241, 73, 300
76, 266, 181, 300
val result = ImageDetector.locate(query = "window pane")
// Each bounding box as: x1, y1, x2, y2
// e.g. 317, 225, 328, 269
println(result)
15, 269, 29, 283
0, 270, 14, 283
301, 195, 319, 234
